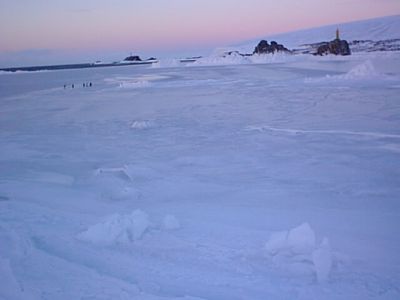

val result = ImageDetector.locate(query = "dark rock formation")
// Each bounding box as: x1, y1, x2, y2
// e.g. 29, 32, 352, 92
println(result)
123, 55, 142, 62
293, 38, 400, 55
225, 50, 251, 57
315, 39, 351, 56
253, 40, 290, 54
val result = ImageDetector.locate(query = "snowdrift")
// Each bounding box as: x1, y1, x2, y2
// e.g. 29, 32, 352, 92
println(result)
77, 210, 181, 246
265, 223, 333, 283
77, 210, 151, 245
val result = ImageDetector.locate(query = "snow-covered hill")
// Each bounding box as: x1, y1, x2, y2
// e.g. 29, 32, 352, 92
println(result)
235, 14, 400, 53
190, 15, 400, 67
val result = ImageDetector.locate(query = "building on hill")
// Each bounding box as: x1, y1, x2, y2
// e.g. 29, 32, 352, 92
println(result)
315, 29, 351, 56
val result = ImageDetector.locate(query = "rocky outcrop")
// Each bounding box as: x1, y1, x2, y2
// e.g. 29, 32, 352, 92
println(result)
123, 55, 142, 62
253, 40, 291, 54
316, 39, 351, 56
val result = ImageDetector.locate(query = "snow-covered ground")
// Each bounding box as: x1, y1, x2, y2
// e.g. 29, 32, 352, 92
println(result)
1, 17, 400, 299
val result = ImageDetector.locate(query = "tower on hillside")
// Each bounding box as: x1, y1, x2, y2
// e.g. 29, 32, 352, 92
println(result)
336, 28, 340, 40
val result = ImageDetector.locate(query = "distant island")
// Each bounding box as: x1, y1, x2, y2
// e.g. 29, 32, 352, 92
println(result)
0, 55, 197, 73
0, 60, 152, 73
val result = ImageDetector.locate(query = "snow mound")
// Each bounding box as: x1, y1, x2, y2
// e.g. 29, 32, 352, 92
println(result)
265, 223, 316, 255
151, 58, 181, 68
342, 60, 378, 79
78, 210, 151, 245
189, 51, 251, 66
265, 223, 333, 283
249, 53, 297, 64
119, 80, 151, 89
93, 166, 142, 201
188, 50, 299, 67
163, 215, 181, 230
287, 222, 316, 254
305, 60, 383, 83
130, 120, 156, 130
264, 230, 288, 254
312, 237, 333, 283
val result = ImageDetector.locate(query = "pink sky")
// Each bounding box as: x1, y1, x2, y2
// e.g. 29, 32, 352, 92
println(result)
0, 0, 399, 66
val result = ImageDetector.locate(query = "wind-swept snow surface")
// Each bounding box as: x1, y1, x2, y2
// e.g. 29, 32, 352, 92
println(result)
1, 51, 400, 299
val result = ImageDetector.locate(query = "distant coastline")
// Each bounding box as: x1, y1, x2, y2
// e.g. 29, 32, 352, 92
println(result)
0, 58, 199, 73
0, 61, 153, 73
